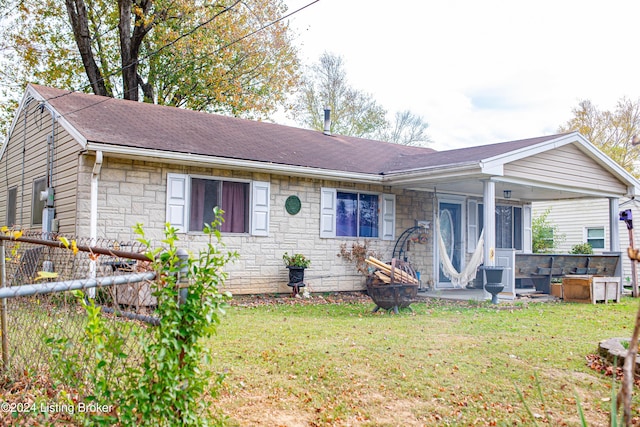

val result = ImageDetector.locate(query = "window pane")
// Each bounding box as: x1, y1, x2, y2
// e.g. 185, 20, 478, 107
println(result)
190, 178, 220, 232
495, 205, 512, 248
587, 228, 604, 238
513, 207, 522, 250
221, 182, 249, 233
541, 227, 554, 247
336, 192, 358, 237
478, 203, 484, 240
32, 178, 46, 226
587, 227, 605, 249
7, 187, 17, 227
359, 194, 379, 238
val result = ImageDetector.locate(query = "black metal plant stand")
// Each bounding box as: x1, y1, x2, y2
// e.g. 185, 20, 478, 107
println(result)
287, 266, 306, 296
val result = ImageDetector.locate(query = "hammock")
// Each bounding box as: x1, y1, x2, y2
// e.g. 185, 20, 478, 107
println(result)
437, 216, 484, 287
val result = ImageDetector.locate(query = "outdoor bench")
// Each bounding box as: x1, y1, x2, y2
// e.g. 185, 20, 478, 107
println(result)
514, 253, 620, 294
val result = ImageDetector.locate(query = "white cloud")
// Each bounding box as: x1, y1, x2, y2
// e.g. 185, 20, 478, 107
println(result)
285, 0, 640, 150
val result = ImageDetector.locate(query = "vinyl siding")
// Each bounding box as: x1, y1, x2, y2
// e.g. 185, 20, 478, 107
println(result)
505, 144, 627, 194
533, 199, 636, 280
533, 199, 611, 253
53, 131, 80, 234
0, 100, 80, 232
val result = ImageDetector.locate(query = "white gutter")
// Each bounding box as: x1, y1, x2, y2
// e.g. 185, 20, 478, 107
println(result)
382, 163, 481, 185
88, 150, 103, 299
90, 151, 103, 243
84, 143, 385, 184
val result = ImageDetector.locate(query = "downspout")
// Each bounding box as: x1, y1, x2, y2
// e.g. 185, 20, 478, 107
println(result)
89, 151, 103, 299
90, 151, 103, 243
609, 197, 620, 253
609, 197, 627, 292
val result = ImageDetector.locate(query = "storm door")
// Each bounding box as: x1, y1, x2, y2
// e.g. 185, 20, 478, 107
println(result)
438, 200, 463, 288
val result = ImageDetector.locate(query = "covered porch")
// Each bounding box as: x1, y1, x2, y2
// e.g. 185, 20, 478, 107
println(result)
383, 132, 640, 301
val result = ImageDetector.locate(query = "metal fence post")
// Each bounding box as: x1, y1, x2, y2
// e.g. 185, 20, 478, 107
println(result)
0, 241, 9, 371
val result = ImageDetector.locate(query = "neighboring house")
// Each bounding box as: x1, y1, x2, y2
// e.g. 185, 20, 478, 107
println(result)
533, 198, 640, 285
1, 84, 639, 296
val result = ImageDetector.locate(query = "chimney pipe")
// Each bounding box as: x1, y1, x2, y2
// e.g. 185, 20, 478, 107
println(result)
323, 107, 331, 136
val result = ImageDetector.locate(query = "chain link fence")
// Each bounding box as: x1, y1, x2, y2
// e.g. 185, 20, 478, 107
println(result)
0, 230, 158, 400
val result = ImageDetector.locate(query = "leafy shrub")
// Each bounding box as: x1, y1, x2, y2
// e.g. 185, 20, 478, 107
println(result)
46, 207, 237, 426
532, 208, 565, 253
570, 242, 594, 254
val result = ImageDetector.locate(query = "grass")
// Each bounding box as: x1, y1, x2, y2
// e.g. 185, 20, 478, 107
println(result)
209, 296, 640, 426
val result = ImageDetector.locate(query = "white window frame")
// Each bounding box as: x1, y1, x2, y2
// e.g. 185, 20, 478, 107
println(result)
585, 226, 605, 250
320, 187, 395, 240
6, 186, 17, 227
474, 202, 530, 252
166, 173, 269, 236
467, 199, 478, 253
32, 177, 47, 226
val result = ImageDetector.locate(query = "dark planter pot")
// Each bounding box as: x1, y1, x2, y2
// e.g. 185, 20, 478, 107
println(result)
287, 266, 306, 295
366, 276, 418, 314
481, 266, 505, 304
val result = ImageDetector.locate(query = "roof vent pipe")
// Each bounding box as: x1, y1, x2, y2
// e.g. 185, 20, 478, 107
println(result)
323, 107, 331, 136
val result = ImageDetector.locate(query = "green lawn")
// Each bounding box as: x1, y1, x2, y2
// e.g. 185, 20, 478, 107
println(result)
209, 295, 640, 426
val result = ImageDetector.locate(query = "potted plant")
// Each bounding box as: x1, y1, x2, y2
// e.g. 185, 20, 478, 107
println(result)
283, 252, 310, 295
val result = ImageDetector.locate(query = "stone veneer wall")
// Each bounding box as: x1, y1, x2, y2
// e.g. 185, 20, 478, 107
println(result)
76, 156, 436, 294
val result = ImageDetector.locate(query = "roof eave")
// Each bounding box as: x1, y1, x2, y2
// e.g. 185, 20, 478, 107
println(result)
26, 84, 89, 148
383, 162, 482, 186
482, 131, 640, 191
85, 142, 384, 184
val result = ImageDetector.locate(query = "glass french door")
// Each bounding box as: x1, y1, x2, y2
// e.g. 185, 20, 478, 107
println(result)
438, 200, 463, 288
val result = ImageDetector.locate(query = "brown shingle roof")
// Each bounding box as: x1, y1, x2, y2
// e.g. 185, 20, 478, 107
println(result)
380, 134, 570, 173
30, 84, 567, 175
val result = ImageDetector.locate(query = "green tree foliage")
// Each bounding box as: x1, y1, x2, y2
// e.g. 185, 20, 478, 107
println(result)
558, 98, 640, 176
0, 0, 299, 130
532, 208, 565, 253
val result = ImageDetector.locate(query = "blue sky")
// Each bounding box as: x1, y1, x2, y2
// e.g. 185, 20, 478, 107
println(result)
284, 0, 640, 150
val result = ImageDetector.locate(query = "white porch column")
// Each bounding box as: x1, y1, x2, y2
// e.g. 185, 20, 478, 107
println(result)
609, 197, 620, 252
483, 180, 496, 266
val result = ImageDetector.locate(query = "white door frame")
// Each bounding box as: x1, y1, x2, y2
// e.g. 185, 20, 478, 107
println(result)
434, 195, 466, 289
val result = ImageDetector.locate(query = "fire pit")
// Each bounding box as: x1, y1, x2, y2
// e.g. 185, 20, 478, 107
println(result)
364, 257, 420, 313
366, 277, 419, 314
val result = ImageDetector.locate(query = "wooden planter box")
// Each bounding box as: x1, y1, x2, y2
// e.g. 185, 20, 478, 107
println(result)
550, 283, 563, 298
562, 275, 620, 304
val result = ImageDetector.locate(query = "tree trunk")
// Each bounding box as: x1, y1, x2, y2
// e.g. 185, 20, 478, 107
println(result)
65, 0, 111, 97
138, 74, 155, 103
118, 0, 154, 101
